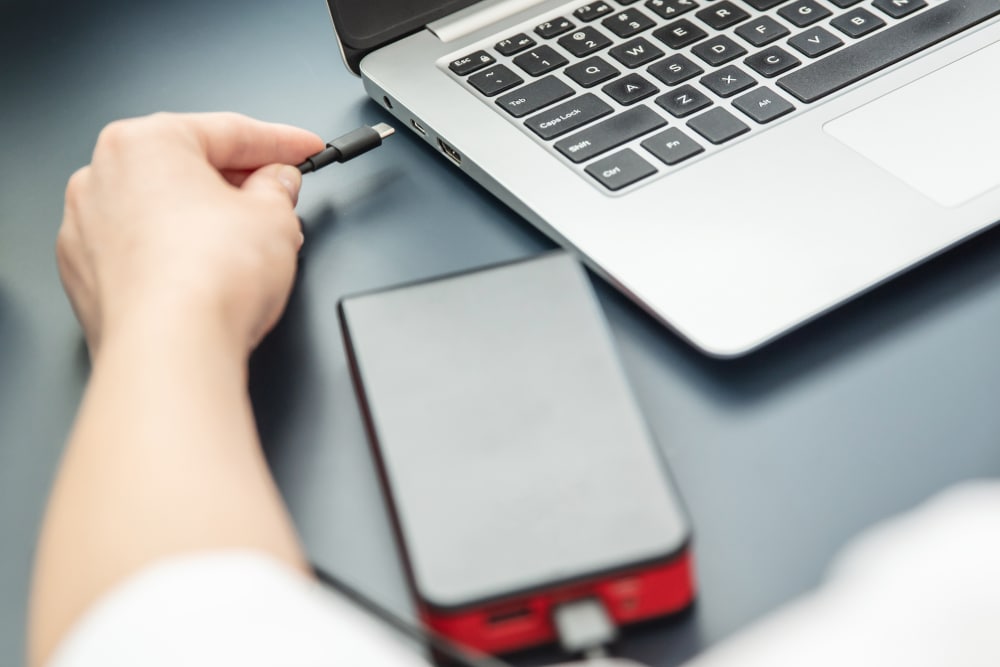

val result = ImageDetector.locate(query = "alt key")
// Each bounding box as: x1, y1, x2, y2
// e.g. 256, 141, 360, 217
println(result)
585, 149, 658, 190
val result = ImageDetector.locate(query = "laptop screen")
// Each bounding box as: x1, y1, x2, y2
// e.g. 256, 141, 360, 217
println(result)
329, 0, 481, 73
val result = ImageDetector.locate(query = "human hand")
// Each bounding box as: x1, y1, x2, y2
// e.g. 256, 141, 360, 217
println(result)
57, 112, 325, 357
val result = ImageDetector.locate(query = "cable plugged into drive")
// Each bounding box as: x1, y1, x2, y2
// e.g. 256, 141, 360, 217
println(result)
553, 597, 619, 660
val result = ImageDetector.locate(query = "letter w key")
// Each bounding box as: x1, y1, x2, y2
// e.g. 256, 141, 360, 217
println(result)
610, 37, 664, 67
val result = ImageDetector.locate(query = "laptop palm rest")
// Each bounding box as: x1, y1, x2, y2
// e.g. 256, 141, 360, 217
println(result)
824, 39, 1000, 208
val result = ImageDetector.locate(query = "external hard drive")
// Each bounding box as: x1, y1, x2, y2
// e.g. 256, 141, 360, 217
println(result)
339, 252, 694, 654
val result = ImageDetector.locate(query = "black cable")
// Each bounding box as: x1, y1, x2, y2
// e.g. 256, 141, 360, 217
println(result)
312, 564, 513, 667
297, 123, 395, 174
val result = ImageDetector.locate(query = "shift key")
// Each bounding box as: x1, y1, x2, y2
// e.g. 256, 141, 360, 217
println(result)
555, 106, 667, 163
525, 93, 614, 139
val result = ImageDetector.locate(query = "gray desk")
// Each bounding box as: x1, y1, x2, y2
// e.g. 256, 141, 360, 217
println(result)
2, 0, 999, 665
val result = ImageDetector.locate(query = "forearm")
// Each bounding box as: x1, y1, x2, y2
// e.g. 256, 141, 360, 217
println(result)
29, 310, 308, 667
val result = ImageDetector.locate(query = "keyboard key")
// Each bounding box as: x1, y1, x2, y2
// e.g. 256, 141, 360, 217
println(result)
648, 53, 704, 85
778, 0, 832, 27
744, 45, 801, 77
743, 0, 792, 9
653, 19, 708, 48
828, 0, 863, 7
555, 106, 667, 162
514, 46, 569, 76
831, 8, 886, 38
603, 9, 658, 37
585, 149, 658, 190
776, 0, 1000, 103
603, 73, 660, 104
872, 0, 927, 18
686, 107, 750, 143
641, 127, 705, 164
735, 16, 790, 47
609, 37, 665, 67
449, 51, 496, 75
558, 26, 614, 56
565, 56, 621, 87
691, 35, 747, 66
700, 64, 756, 96
695, 1, 751, 30
646, 0, 699, 19
525, 93, 614, 139
732, 86, 796, 122
787, 26, 843, 57
575, 2, 615, 21
655, 84, 713, 116
495, 75, 575, 117
535, 17, 575, 38
496, 33, 537, 56
468, 65, 524, 96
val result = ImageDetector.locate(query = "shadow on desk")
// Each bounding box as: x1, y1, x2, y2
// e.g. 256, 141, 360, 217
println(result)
599, 221, 1000, 407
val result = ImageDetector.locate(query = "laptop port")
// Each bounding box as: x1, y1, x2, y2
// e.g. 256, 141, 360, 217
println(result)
410, 118, 428, 136
438, 139, 462, 166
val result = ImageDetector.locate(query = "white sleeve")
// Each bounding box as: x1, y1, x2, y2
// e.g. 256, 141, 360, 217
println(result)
48, 551, 432, 667
682, 481, 1000, 667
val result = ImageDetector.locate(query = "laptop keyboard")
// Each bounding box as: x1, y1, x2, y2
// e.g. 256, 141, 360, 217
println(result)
442, 0, 998, 192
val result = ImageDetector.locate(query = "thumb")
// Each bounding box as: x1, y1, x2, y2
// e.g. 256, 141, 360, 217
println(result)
240, 163, 303, 206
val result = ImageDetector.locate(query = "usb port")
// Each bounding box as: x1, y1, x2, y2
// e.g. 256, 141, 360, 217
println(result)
410, 118, 428, 136
438, 139, 462, 166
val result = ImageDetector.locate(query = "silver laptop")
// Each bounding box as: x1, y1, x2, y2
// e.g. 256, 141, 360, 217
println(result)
325, 0, 1000, 357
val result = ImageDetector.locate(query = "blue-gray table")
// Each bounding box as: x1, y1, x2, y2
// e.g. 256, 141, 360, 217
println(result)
3, 0, 999, 665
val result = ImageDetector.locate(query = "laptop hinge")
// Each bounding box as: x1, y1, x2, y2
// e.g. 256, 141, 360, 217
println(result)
429, 0, 548, 42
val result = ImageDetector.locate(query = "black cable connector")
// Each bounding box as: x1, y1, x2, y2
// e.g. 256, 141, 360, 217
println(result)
297, 122, 395, 174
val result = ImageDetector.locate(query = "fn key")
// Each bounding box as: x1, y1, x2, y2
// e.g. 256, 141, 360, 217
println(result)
585, 149, 658, 190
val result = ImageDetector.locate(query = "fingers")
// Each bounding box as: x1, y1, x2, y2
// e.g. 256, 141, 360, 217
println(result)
174, 112, 325, 171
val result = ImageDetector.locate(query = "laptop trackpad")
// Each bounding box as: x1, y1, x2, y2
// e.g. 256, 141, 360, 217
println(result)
824, 40, 1000, 208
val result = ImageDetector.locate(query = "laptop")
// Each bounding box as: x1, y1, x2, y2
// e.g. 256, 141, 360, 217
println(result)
325, 0, 1000, 357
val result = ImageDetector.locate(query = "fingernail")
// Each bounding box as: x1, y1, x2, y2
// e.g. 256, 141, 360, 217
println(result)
276, 164, 302, 203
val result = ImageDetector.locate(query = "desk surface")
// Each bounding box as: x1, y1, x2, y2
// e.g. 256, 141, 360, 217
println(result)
2, 0, 1000, 664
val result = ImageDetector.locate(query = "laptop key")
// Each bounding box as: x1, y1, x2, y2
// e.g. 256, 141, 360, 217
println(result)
831, 8, 886, 38
653, 19, 708, 48
603, 73, 660, 104
585, 148, 658, 190
696, 1, 751, 30
575, 2, 616, 21
778, 0, 832, 27
558, 26, 614, 57
872, 0, 927, 18
777, 0, 1000, 104
449, 51, 496, 75
655, 84, 713, 117
496, 76, 575, 117
525, 93, 615, 139
828, 0, 863, 7
735, 16, 790, 47
535, 17, 576, 38
700, 64, 756, 97
647, 53, 704, 85
555, 106, 667, 162
641, 127, 705, 164
603, 9, 658, 37
565, 56, 622, 87
787, 27, 843, 57
514, 46, 570, 76
744, 46, 801, 77
732, 86, 796, 122
468, 65, 524, 96
691, 35, 747, 66
609, 37, 665, 67
496, 33, 537, 56
686, 107, 750, 144
646, 0, 699, 20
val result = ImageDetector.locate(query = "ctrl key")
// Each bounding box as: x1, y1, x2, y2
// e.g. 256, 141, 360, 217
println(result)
585, 149, 658, 191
